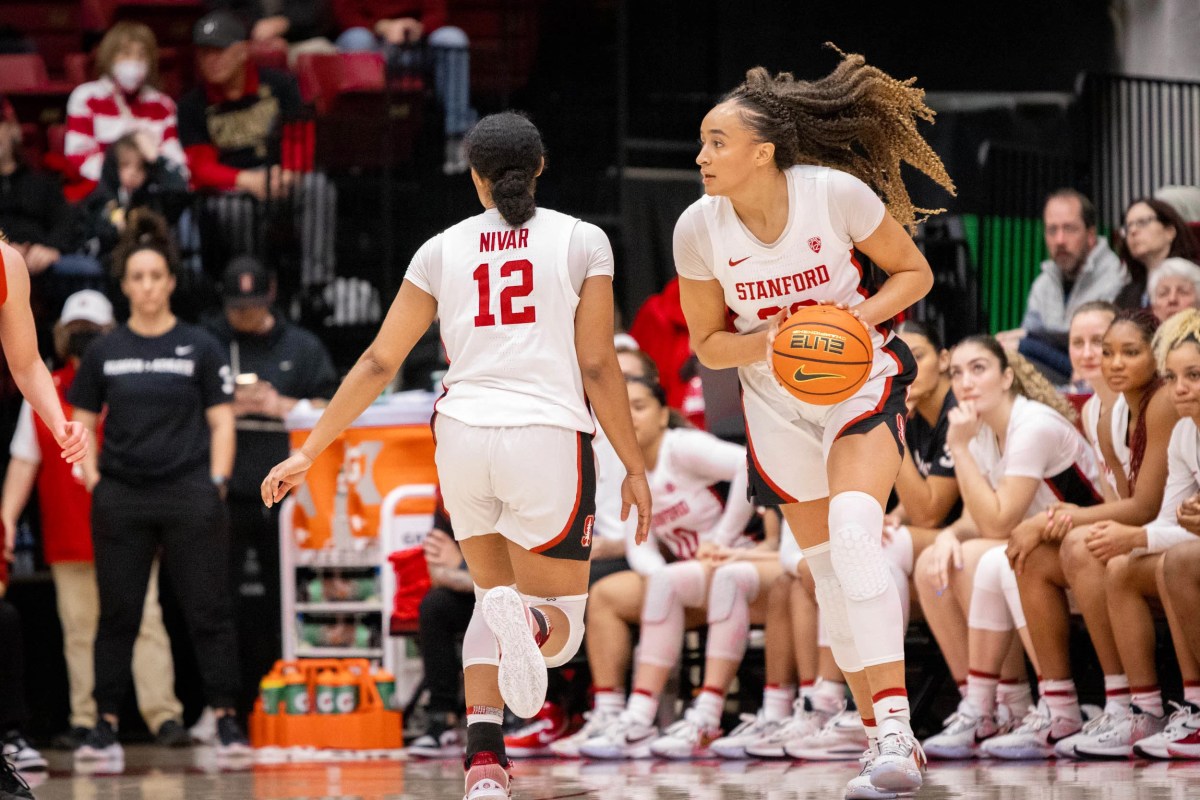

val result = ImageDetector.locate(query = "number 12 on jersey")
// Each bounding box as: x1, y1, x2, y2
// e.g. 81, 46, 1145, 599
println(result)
473, 259, 536, 327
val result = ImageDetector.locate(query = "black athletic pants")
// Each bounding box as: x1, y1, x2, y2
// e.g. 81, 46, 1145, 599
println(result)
418, 586, 474, 714
227, 496, 282, 716
92, 472, 240, 718
0, 600, 28, 731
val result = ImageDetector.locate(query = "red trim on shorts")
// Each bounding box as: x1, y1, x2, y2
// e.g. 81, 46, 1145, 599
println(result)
835, 343, 903, 440
871, 688, 908, 703
531, 432, 584, 554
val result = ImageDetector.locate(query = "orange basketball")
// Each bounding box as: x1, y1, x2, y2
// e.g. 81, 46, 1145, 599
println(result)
771, 305, 873, 405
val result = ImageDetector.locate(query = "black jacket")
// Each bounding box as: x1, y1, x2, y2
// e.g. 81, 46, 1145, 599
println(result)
0, 164, 78, 252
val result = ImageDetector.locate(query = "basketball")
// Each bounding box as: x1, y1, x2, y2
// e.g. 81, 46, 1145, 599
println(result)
771, 305, 873, 405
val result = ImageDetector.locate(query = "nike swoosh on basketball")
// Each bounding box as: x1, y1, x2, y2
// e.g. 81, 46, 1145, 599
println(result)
791, 364, 842, 382
728, 256, 751, 267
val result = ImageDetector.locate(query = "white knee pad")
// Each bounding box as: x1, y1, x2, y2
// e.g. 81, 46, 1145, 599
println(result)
802, 542, 863, 673
829, 492, 891, 601
638, 560, 707, 668
524, 592, 588, 669
705, 562, 760, 662
641, 561, 707, 625
999, 559, 1027, 629
968, 547, 1016, 632
708, 562, 760, 624
463, 585, 501, 668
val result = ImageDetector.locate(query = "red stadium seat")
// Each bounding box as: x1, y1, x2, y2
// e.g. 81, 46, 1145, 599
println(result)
0, 54, 51, 93
0, 1, 82, 76
446, 0, 543, 101
295, 53, 385, 115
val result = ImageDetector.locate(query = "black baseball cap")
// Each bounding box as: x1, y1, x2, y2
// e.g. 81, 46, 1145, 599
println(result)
194, 10, 247, 49
222, 256, 272, 306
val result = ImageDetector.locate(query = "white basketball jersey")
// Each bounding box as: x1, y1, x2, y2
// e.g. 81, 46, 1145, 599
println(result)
686, 165, 888, 399
648, 428, 740, 559
419, 207, 593, 432
969, 395, 1104, 512
1083, 393, 1131, 496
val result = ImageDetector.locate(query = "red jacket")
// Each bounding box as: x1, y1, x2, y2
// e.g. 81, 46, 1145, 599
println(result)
32, 364, 99, 564
333, 0, 447, 33
629, 278, 705, 426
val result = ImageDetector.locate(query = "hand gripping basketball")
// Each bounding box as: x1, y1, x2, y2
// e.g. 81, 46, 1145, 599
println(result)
770, 304, 874, 405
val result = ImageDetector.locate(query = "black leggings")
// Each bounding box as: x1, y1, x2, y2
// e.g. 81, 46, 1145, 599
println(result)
0, 600, 28, 731
418, 587, 474, 714
91, 473, 240, 717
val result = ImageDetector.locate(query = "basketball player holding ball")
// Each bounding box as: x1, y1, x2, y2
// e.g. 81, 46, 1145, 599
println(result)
674, 48, 953, 798
262, 113, 651, 800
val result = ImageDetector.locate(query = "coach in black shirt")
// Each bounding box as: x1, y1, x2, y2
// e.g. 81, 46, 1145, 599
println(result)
68, 214, 250, 755
206, 254, 337, 711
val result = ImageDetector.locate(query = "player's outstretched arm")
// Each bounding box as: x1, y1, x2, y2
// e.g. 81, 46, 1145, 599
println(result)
0, 243, 86, 464
574, 274, 651, 543
262, 279, 436, 507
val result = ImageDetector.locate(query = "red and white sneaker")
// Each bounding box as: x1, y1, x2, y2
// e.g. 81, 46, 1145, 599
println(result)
1135, 702, 1200, 759
869, 722, 926, 794
504, 702, 570, 757
648, 708, 722, 760
463, 752, 512, 800
1166, 705, 1200, 760
980, 700, 1081, 760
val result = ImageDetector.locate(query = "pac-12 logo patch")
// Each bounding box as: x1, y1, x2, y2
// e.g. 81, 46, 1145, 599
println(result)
896, 413, 906, 446
581, 515, 595, 547
808, 236, 822, 253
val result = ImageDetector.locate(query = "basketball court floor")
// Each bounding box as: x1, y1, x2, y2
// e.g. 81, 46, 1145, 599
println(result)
23, 748, 1200, 799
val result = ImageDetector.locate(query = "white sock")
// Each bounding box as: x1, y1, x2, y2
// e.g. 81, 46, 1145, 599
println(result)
763, 684, 796, 722
1131, 685, 1164, 717
1104, 674, 1131, 715
692, 687, 724, 729
996, 680, 1032, 716
626, 690, 658, 727
812, 678, 847, 716
966, 670, 999, 717
593, 689, 625, 716
873, 689, 910, 729
1040, 678, 1081, 725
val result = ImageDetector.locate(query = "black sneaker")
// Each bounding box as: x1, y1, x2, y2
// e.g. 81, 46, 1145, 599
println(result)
407, 714, 464, 758
215, 716, 251, 756
74, 719, 123, 762
155, 720, 191, 749
50, 728, 90, 751
0, 755, 33, 800
0, 733, 45, 772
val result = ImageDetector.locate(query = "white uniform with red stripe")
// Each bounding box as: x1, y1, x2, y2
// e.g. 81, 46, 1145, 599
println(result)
406, 206, 613, 555
674, 165, 914, 503
969, 395, 1104, 511
645, 427, 753, 560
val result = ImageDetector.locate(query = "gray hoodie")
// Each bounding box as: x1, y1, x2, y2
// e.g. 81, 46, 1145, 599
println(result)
1021, 239, 1127, 334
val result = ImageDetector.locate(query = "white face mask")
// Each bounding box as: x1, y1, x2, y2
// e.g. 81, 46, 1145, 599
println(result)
112, 59, 148, 92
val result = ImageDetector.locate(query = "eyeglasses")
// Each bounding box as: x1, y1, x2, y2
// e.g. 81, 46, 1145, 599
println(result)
1120, 215, 1161, 237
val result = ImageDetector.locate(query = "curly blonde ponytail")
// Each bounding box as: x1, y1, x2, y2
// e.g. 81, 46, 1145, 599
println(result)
1007, 350, 1077, 424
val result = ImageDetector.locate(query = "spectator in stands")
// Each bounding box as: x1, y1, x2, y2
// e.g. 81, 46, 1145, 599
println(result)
0, 98, 95, 277
996, 190, 1125, 384
0, 290, 189, 751
64, 23, 188, 193
1114, 197, 1200, 310
333, 0, 476, 174
1148, 257, 1200, 323
82, 134, 189, 267
203, 255, 336, 713
206, 0, 337, 61
68, 211, 248, 760
180, 10, 337, 289
405, 507, 471, 759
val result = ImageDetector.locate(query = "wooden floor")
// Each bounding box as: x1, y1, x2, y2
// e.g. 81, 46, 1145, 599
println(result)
21, 746, 1200, 799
